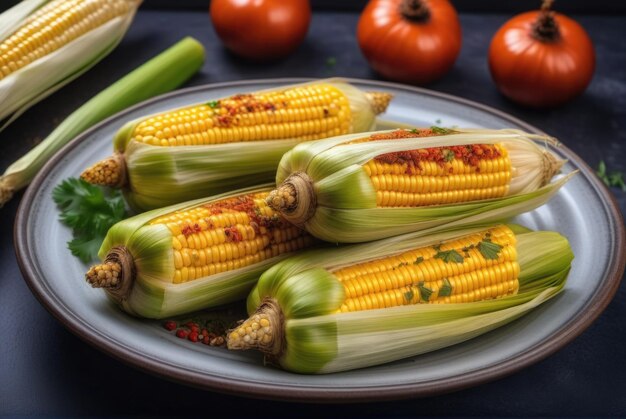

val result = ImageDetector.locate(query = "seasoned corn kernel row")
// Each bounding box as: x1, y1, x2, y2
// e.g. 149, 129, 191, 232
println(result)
331, 225, 519, 312
130, 84, 353, 147
148, 192, 313, 284
0, 0, 132, 80
363, 140, 513, 207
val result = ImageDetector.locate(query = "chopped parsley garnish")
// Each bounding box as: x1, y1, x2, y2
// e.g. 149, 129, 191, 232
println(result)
413, 256, 424, 265
439, 278, 453, 297
443, 149, 455, 162
431, 126, 454, 135
434, 248, 464, 264
478, 240, 503, 260
597, 160, 626, 191
404, 288, 415, 302
207, 100, 220, 108
418, 282, 433, 302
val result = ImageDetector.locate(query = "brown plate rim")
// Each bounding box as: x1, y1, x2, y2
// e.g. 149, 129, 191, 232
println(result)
14, 77, 626, 402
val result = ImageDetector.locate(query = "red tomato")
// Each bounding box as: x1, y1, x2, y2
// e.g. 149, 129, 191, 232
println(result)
210, 0, 311, 61
357, 0, 462, 85
488, 2, 595, 108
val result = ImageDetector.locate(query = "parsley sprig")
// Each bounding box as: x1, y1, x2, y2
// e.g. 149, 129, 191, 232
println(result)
52, 178, 127, 263
597, 161, 626, 191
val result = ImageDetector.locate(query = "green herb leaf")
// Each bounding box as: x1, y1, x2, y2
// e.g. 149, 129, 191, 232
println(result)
404, 288, 414, 302
443, 149, 455, 162
413, 256, 424, 265
596, 160, 626, 191
53, 178, 127, 263
609, 171, 626, 191
439, 278, 453, 297
434, 248, 464, 264
431, 126, 454, 135
596, 160, 607, 177
478, 240, 503, 260
207, 100, 220, 108
418, 281, 433, 302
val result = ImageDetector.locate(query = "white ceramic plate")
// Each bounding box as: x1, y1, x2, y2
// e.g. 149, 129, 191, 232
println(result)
15, 79, 625, 401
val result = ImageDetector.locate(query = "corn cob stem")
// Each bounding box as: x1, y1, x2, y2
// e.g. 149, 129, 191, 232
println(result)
80, 152, 126, 188
542, 150, 564, 186
266, 172, 316, 226
85, 245, 135, 304
227, 298, 283, 356
364, 92, 393, 115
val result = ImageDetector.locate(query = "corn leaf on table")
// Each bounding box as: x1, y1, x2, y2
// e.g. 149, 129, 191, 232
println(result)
2, 6, 626, 417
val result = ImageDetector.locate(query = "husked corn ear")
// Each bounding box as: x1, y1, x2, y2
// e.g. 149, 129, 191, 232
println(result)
131, 84, 354, 147
79, 81, 393, 210
0, 0, 133, 80
268, 127, 568, 243
89, 191, 312, 286
227, 224, 574, 374
334, 225, 518, 312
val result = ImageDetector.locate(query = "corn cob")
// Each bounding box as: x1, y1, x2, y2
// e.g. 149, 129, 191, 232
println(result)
267, 127, 573, 243
0, 0, 140, 124
85, 185, 315, 318
227, 224, 574, 373
80, 79, 393, 210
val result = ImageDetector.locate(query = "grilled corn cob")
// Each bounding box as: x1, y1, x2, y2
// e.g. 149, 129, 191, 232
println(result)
0, 0, 140, 125
267, 127, 573, 242
228, 224, 574, 373
85, 185, 315, 318
80, 79, 393, 210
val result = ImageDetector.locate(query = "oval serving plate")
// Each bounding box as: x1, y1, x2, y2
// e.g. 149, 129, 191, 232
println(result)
15, 78, 625, 402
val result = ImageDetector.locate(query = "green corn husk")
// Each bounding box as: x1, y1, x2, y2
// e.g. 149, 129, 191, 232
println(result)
85, 184, 318, 319
228, 224, 574, 374
80, 78, 394, 211
0, 37, 205, 206
0, 0, 141, 128
267, 128, 574, 243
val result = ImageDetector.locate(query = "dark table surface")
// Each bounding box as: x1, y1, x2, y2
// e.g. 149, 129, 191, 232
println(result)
1, 8, 625, 417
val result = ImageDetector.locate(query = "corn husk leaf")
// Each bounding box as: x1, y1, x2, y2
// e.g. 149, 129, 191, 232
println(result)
0, 0, 141, 128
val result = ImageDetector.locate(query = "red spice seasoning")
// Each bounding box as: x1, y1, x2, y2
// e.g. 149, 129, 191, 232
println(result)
211, 93, 288, 129
370, 129, 501, 174
181, 224, 202, 237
